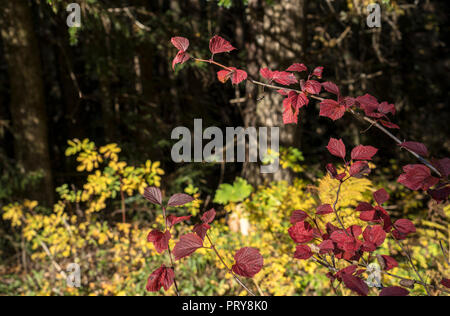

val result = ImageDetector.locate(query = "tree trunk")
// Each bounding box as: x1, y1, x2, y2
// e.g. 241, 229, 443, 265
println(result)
0, 0, 54, 204
242, 0, 306, 186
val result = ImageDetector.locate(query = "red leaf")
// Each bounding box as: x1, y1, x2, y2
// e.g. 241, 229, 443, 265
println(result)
312, 66, 324, 79
316, 204, 334, 215
342, 274, 369, 296
217, 70, 231, 83
398, 164, 439, 191
209, 35, 236, 55
173, 233, 203, 260
167, 193, 194, 207
349, 161, 370, 178
287, 91, 309, 110
356, 202, 375, 212
380, 286, 409, 296
201, 208, 216, 224
193, 223, 210, 240
217, 68, 247, 85
362, 225, 386, 249
357, 94, 379, 115
319, 239, 335, 254
399, 142, 429, 157
319, 99, 346, 121
232, 247, 264, 278
322, 82, 340, 95
172, 50, 190, 70
143, 187, 162, 205
304, 80, 322, 95
378, 102, 396, 116
380, 120, 400, 129
272, 71, 298, 85
286, 63, 307, 72
166, 215, 191, 228
428, 185, 450, 203
146, 265, 175, 292
147, 230, 171, 254
373, 188, 390, 205
432, 158, 450, 178
282, 97, 299, 125
441, 278, 450, 289
294, 245, 313, 260
290, 210, 308, 224
260, 68, 274, 81
351, 145, 378, 161
288, 221, 314, 244
326, 163, 338, 178
394, 219, 416, 235
380, 255, 398, 271
171, 37, 189, 52
326, 138, 346, 159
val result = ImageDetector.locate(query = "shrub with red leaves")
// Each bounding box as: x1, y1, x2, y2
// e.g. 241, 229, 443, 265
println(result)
166, 34, 450, 296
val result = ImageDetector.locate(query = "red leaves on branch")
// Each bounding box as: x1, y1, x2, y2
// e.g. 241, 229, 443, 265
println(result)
167, 193, 195, 207
432, 158, 450, 178
171, 37, 190, 70
378, 255, 398, 271
209, 35, 236, 55
379, 286, 409, 296
319, 99, 346, 121
398, 142, 429, 157
286, 63, 307, 72
173, 233, 204, 260
294, 245, 313, 260
351, 145, 378, 161
147, 230, 171, 254
193, 223, 210, 240
349, 161, 371, 178
217, 67, 248, 85
260, 68, 298, 85
398, 164, 439, 191
146, 265, 175, 292
326, 138, 346, 159
288, 221, 314, 244
232, 247, 264, 278
144, 187, 162, 205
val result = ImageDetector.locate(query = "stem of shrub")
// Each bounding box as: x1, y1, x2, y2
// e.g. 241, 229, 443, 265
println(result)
205, 233, 256, 296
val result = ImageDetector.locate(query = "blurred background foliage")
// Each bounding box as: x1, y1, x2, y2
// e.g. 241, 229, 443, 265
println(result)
0, 0, 448, 295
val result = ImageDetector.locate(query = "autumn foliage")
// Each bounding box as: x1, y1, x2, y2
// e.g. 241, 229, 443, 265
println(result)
162, 35, 450, 296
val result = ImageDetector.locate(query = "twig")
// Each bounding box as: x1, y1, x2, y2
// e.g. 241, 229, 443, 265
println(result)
162, 206, 180, 296
392, 236, 432, 296
205, 233, 256, 296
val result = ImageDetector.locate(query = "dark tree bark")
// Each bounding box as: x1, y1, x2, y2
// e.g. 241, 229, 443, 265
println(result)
242, 0, 307, 185
0, 0, 54, 204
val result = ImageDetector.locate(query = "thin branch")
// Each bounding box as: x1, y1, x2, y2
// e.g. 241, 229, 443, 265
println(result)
162, 206, 180, 296
205, 233, 256, 296
190, 58, 442, 178
393, 236, 432, 296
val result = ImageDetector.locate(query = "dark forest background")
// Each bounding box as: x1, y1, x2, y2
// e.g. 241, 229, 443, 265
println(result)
0, 0, 449, 295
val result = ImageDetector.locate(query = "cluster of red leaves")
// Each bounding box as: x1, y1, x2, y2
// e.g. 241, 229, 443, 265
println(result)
260, 64, 323, 125
143, 186, 263, 293
169, 35, 450, 296
286, 137, 429, 296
